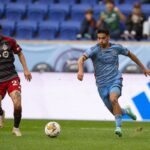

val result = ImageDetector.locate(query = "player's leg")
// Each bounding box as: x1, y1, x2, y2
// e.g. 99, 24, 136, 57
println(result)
0, 95, 5, 128
9, 90, 22, 136
109, 87, 122, 137
8, 77, 22, 136
0, 84, 6, 128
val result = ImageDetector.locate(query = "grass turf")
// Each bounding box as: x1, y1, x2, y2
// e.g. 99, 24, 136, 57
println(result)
0, 120, 150, 150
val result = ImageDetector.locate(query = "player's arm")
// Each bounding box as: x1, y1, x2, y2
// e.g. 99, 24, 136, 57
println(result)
17, 51, 32, 81
128, 51, 150, 77
77, 55, 88, 81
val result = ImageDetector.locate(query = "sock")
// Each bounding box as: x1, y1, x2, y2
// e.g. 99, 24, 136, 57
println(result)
0, 106, 3, 116
121, 108, 128, 115
115, 114, 122, 128
14, 108, 22, 128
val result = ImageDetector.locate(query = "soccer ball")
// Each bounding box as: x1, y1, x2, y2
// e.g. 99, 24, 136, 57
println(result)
45, 122, 61, 137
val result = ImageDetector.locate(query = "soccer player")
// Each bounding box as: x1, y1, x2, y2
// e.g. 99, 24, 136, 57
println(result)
0, 25, 32, 136
77, 28, 150, 137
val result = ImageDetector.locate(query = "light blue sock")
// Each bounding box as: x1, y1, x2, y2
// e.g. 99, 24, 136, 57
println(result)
121, 108, 128, 115
115, 115, 122, 128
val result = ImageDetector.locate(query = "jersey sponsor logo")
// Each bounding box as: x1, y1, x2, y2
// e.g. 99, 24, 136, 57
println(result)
2, 43, 8, 51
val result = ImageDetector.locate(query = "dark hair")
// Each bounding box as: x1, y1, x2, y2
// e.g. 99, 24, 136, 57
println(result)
85, 9, 93, 14
97, 28, 109, 35
105, 0, 115, 5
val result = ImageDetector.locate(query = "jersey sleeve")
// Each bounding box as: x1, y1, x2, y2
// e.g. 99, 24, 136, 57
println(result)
11, 39, 22, 54
117, 44, 129, 56
83, 47, 96, 59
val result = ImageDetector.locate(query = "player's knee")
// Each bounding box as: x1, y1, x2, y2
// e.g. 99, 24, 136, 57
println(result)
109, 96, 118, 105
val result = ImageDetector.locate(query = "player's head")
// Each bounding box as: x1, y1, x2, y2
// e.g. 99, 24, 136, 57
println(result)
97, 28, 110, 48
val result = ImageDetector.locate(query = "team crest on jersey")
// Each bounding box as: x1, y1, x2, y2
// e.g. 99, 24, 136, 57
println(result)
112, 50, 117, 56
2, 51, 9, 58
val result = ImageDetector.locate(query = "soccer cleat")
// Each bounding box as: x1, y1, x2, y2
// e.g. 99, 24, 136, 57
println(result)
126, 106, 137, 120
0, 110, 5, 128
12, 127, 22, 137
115, 127, 122, 137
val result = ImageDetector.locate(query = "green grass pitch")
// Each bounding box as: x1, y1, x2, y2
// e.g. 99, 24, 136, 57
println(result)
0, 120, 150, 150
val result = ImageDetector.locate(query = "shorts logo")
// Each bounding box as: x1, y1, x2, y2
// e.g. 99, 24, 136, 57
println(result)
2, 51, 9, 58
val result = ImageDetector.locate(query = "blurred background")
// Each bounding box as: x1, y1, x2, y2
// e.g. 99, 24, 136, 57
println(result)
0, 0, 150, 121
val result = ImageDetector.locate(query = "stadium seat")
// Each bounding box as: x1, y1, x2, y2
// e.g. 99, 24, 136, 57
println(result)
0, 4, 4, 18
36, 0, 56, 4
38, 21, 59, 40
16, 0, 33, 4
16, 21, 37, 39
58, 0, 76, 5
5, 4, 26, 21
0, 20, 15, 36
27, 4, 48, 22
142, 4, 150, 17
119, 4, 132, 16
0, 0, 12, 4
48, 4, 69, 22
59, 21, 80, 40
93, 5, 105, 19
80, 0, 98, 6
71, 4, 92, 21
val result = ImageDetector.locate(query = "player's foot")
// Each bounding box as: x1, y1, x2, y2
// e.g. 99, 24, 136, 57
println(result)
126, 106, 137, 120
115, 127, 122, 137
0, 110, 5, 128
12, 127, 22, 136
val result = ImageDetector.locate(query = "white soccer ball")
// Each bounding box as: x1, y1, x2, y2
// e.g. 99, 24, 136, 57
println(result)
45, 122, 61, 137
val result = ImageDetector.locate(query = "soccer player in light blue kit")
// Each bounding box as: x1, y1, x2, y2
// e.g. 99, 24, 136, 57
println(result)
77, 28, 150, 137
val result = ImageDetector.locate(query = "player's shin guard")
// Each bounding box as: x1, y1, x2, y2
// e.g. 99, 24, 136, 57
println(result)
14, 107, 22, 128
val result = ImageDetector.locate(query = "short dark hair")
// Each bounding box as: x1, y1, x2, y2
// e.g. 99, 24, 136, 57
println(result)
97, 28, 109, 35
85, 9, 93, 15
105, 0, 115, 5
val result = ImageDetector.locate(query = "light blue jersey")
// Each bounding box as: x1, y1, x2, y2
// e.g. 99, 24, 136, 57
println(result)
84, 43, 129, 88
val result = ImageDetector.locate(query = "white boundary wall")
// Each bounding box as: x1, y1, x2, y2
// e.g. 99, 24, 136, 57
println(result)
2, 73, 150, 121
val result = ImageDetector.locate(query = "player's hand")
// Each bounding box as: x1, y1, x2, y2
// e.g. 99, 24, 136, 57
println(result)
24, 70, 32, 81
143, 69, 150, 77
77, 72, 83, 81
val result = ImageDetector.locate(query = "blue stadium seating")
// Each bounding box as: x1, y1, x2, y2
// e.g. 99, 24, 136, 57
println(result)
80, 0, 98, 6
58, 0, 76, 5
36, 0, 56, 4
48, 4, 70, 22
71, 4, 92, 21
119, 4, 132, 16
0, 4, 4, 18
16, 21, 37, 39
59, 21, 80, 40
0, 0, 12, 4
0, 20, 15, 36
38, 21, 59, 40
5, 4, 26, 21
142, 4, 150, 17
27, 4, 48, 21
93, 5, 105, 19
16, 0, 33, 4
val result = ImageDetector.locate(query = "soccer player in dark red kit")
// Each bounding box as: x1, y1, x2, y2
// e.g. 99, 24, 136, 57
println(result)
0, 25, 32, 136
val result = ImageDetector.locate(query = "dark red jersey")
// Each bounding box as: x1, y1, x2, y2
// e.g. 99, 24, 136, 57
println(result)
0, 36, 22, 82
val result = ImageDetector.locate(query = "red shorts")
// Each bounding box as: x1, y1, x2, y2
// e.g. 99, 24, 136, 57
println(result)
0, 77, 21, 99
